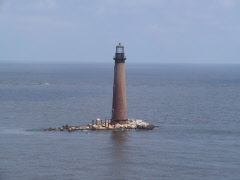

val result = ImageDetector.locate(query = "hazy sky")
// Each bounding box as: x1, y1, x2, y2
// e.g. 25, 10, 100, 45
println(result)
0, 0, 239, 63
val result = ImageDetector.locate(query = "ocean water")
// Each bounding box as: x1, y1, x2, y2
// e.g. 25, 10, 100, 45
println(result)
0, 63, 240, 180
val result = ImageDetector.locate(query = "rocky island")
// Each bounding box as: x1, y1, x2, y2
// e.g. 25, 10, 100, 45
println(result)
43, 119, 158, 132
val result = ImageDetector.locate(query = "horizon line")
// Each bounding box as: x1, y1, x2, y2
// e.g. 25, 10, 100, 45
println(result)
0, 61, 240, 65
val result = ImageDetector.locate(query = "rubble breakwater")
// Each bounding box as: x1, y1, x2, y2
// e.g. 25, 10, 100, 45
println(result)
42, 119, 158, 132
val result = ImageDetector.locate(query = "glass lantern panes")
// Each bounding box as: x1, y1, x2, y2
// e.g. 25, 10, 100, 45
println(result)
116, 47, 124, 53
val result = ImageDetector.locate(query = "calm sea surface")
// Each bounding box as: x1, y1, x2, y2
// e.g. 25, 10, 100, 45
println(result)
0, 63, 240, 180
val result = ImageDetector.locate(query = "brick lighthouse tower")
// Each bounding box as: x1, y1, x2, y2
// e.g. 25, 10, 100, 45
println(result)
111, 43, 128, 125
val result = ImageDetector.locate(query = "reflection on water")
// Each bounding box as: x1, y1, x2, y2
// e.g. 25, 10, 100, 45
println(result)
111, 131, 129, 145
109, 131, 129, 179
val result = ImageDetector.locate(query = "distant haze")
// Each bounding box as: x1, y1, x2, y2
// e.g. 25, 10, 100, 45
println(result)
0, 0, 239, 64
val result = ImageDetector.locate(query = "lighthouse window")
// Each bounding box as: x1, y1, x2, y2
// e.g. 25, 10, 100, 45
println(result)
116, 47, 124, 53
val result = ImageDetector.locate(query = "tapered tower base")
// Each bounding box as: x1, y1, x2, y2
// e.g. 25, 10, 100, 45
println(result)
111, 119, 129, 125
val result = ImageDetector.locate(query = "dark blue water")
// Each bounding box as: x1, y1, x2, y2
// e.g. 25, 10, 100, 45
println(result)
0, 63, 240, 180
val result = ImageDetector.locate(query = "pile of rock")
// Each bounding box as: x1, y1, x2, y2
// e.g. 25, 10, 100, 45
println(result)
44, 124, 91, 132
43, 119, 157, 132
114, 119, 155, 130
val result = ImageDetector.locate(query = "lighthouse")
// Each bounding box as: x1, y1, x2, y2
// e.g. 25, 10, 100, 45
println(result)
43, 43, 156, 131
111, 43, 128, 125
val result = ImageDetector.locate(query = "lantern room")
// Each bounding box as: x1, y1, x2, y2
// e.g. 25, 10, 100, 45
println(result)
116, 43, 124, 53
114, 43, 126, 62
